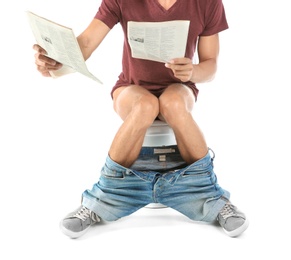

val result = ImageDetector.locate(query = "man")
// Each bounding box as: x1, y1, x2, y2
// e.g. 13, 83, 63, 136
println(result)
33, 0, 249, 238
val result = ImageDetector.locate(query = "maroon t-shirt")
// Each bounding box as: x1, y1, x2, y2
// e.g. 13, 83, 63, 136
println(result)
95, 0, 228, 98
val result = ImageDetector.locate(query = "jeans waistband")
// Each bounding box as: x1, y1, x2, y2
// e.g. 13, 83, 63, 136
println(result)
138, 145, 181, 156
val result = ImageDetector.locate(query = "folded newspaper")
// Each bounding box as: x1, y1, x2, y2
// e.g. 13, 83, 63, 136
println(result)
26, 11, 103, 84
128, 20, 190, 63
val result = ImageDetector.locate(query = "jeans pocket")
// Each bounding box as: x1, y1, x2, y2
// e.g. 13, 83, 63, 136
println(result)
101, 163, 125, 179
182, 168, 211, 177
181, 169, 213, 187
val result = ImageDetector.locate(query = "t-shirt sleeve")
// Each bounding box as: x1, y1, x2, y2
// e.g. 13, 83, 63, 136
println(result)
200, 0, 229, 36
95, 0, 121, 29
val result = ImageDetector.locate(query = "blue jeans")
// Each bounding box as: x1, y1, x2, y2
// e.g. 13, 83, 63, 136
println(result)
82, 146, 230, 223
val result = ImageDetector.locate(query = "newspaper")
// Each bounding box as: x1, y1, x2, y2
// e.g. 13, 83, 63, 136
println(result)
128, 20, 190, 63
26, 11, 102, 84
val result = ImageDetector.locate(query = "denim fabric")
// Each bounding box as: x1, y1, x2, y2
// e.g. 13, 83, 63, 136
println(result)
82, 146, 230, 223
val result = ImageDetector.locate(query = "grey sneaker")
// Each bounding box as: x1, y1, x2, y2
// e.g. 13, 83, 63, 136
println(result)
60, 206, 100, 239
217, 202, 249, 237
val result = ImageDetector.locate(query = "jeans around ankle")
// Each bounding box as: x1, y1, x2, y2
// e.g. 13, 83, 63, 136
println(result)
82, 146, 230, 222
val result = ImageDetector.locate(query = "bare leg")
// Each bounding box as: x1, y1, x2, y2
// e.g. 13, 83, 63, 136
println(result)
109, 85, 159, 167
159, 84, 208, 164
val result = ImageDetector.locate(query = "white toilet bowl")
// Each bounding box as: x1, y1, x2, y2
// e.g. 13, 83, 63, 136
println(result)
142, 120, 176, 147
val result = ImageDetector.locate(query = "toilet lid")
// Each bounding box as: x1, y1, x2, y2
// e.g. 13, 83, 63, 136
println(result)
142, 120, 176, 146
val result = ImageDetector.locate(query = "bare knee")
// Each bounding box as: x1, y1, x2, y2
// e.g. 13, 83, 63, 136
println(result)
132, 95, 160, 126
159, 84, 195, 123
113, 86, 159, 126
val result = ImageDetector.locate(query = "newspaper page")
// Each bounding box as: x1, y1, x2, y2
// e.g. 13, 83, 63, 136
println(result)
26, 11, 102, 84
128, 20, 190, 63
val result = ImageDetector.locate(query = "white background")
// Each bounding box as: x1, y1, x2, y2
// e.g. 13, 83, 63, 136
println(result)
1, 0, 290, 259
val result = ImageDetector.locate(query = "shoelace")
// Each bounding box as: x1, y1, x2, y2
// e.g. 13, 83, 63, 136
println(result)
73, 206, 100, 222
219, 203, 238, 220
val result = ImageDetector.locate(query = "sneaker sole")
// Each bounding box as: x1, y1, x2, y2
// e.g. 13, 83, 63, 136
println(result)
224, 218, 249, 237
59, 221, 91, 239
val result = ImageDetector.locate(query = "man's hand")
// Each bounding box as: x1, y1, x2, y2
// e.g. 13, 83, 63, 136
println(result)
33, 44, 62, 77
165, 58, 194, 82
